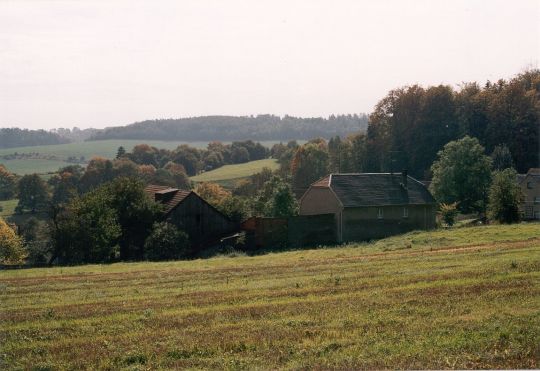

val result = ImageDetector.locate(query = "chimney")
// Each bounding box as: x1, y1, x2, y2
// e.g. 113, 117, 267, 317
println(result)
402, 169, 408, 189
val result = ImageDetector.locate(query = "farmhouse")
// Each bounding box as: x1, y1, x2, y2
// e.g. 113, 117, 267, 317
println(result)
144, 185, 238, 247
299, 171, 436, 242
518, 168, 540, 220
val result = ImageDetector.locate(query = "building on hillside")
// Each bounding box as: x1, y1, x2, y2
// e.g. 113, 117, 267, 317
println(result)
299, 171, 437, 242
518, 168, 540, 220
144, 185, 238, 248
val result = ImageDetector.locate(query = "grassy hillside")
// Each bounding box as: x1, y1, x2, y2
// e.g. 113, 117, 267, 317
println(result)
0, 199, 18, 217
0, 140, 285, 175
191, 159, 279, 188
1, 223, 539, 369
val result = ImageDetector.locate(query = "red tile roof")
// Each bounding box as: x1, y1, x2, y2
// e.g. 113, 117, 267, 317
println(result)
144, 185, 191, 214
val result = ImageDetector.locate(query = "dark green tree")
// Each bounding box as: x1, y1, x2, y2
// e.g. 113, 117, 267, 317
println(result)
430, 136, 492, 214
490, 144, 514, 171
116, 146, 126, 159
487, 168, 521, 224
16, 174, 49, 213
144, 222, 190, 261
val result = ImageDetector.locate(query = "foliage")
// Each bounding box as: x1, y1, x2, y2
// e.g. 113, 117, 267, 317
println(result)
16, 174, 50, 213
491, 144, 514, 171
194, 182, 232, 208
106, 178, 164, 260
144, 222, 190, 261
50, 178, 161, 264
291, 141, 329, 191
0, 164, 17, 200
430, 136, 492, 214
20, 217, 51, 265
253, 176, 298, 217
0, 217, 27, 265
0, 128, 70, 149
51, 189, 121, 264
218, 196, 250, 223
439, 203, 459, 227
487, 168, 522, 224
265, 180, 298, 218
366, 70, 539, 176
89, 114, 368, 141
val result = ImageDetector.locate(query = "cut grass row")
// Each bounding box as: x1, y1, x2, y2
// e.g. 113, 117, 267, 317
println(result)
0, 223, 539, 369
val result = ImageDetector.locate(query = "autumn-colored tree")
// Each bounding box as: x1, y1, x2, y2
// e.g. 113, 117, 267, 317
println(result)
80, 157, 113, 192
194, 182, 231, 207
0, 217, 27, 265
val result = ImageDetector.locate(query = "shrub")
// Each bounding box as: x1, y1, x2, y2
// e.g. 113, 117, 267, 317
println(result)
439, 203, 458, 227
144, 222, 190, 261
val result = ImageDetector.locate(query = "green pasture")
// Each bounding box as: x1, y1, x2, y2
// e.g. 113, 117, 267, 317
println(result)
0, 140, 285, 175
1, 223, 539, 369
191, 159, 279, 187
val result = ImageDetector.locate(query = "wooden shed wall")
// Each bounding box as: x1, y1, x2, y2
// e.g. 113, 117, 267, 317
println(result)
168, 193, 237, 245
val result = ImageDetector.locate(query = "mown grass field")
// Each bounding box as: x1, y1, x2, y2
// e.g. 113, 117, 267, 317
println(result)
1, 223, 539, 369
0, 140, 285, 175
191, 159, 279, 188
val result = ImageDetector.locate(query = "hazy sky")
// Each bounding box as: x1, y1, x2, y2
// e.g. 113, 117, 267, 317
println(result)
1, 0, 539, 130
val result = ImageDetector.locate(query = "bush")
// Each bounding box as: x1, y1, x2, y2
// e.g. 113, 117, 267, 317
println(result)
439, 203, 458, 227
144, 222, 190, 261
488, 169, 521, 224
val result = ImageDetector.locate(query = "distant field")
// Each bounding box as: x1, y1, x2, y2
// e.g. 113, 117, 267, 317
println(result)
191, 159, 279, 187
0, 199, 17, 217
0, 140, 288, 175
1, 223, 539, 369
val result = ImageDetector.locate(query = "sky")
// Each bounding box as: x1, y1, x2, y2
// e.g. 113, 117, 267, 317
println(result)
1, 0, 539, 130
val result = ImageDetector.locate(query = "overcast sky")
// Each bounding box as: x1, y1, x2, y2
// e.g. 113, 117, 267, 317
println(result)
1, 0, 539, 130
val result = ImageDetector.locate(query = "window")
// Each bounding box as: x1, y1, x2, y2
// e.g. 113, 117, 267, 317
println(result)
403, 207, 409, 218
535, 196, 540, 204
377, 208, 383, 219
528, 182, 533, 189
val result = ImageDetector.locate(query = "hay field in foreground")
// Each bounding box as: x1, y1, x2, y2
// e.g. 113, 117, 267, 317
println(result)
1, 223, 539, 369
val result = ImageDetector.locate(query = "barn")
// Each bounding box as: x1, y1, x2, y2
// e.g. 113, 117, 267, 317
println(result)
299, 171, 436, 242
145, 185, 238, 248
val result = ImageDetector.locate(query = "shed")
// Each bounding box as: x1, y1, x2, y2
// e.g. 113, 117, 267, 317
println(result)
299, 171, 436, 242
145, 185, 238, 248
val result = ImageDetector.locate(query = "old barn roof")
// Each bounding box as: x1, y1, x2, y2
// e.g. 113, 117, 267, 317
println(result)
144, 185, 191, 213
310, 173, 435, 207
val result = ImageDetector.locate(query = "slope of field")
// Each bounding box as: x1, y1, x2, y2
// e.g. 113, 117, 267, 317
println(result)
0, 199, 17, 217
0, 140, 285, 175
191, 159, 279, 187
1, 223, 539, 369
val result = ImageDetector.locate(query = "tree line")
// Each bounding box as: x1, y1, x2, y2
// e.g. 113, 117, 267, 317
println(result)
0, 128, 70, 149
89, 114, 368, 141
364, 70, 539, 177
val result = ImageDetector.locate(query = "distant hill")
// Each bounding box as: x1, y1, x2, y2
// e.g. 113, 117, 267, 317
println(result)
89, 114, 368, 141
0, 128, 71, 149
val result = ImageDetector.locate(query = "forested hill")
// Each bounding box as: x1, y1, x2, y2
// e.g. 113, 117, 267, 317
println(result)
88, 114, 368, 141
0, 128, 70, 149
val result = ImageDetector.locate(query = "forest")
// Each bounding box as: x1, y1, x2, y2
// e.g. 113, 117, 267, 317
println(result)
363, 70, 539, 176
89, 114, 369, 141
0, 128, 70, 149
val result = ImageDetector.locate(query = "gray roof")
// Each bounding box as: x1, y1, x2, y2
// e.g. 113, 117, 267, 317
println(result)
312, 173, 435, 207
